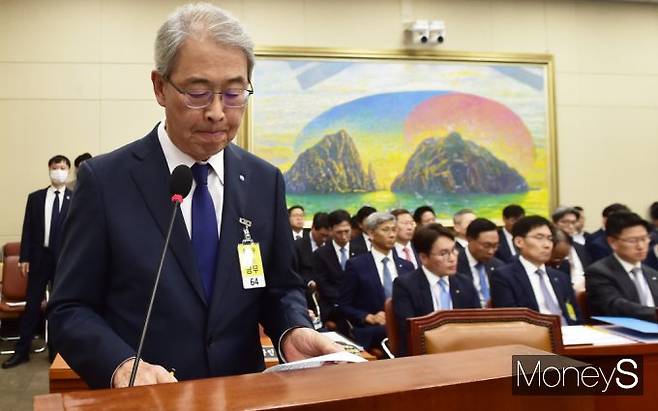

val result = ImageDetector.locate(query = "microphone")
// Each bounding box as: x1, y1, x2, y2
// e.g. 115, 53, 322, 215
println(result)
129, 165, 192, 387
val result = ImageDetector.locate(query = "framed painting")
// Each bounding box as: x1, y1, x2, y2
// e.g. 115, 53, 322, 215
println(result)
240, 47, 557, 223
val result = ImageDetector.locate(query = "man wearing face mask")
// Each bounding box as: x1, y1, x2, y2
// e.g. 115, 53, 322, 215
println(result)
2, 155, 73, 368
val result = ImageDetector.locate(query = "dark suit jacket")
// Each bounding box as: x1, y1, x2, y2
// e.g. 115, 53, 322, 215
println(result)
338, 250, 414, 347
586, 229, 612, 263
456, 251, 504, 306
312, 243, 357, 321
490, 259, 582, 325
350, 234, 369, 257
294, 234, 317, 285
645, 246, 658, 271
585, 255, 658, 322
20, 187, 72, 275
494, 228, 516, 263
48, 125, 311, 388
393, 269, 480, 356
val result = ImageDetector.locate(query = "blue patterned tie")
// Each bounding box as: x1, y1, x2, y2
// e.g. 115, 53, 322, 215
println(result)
339, 247, 348, 271
191, 163, 218, 302
475, 262, 490, 301
438, 277, 451, 310
381, 257, 393, 298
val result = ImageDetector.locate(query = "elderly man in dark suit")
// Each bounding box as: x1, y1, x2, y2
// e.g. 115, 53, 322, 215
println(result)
47, 4, 338, 389
2, 155, 72, 369
456, 218, 505, 307
393, 224, 480, 356
338, 212, 414, 350
586, 211, 658, 322
491, 216, 582, 325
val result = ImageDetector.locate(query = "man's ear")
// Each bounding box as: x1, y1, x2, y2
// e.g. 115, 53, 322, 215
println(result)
152, 70, 166, 107
513, 236, 524, 250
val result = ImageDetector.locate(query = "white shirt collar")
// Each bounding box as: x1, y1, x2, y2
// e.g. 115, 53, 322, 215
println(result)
333, 240, 349, 254
157, 120, 224, 185
371, 247, 393, 264
455, 237, 468, 248
519, 255, 547, 275
613, 253, 642, 273
465, 246, 479, 268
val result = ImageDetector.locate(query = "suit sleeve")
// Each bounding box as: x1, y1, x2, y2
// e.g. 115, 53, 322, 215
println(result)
585, 266, 656, 322
313, 251, 339, 304
337, 260, 369, 324
392, 277, 414, 356
47, 162, 137, 389
258, 169, 313, 347
19, 193, 33, 263
490, 270, 517, 308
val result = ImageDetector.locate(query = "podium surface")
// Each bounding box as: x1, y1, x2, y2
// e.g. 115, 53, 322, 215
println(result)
36, 345, 591, 410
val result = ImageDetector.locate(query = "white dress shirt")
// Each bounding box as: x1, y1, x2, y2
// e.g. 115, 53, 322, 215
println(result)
363, 233, 372, 251
465, 247, 488, 307
569, 247, 585, 292
503, 228, 516, 256
43, 185, 66, 247
572, 232, 586, 245
158, 121, 224, 240
395, 242, 418, 269
519, 255, 561, 316
370, 248, 399, 286
421, 265, 451, 310
310, 236, 319, 252
455, 237, 468, 249
292, 229, 304, 240
332, 240, 349, 263
613, 253, 655, 307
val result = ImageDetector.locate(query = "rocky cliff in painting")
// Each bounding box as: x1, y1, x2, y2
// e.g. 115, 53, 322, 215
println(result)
391, 132, 528, 194
284, 130, 376, 194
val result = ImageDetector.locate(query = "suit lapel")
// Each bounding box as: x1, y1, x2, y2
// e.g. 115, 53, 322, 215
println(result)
547, 270, 566, 306
417, 271, 435, 313
607, 257, 641, 301
366, 254, 386, 303
449, 276, 463, 308
642, 264, 658, 301
129, 132, 206, 305
60, 188, 72, 218
513, 261, 539, 311
37, 188, 47, 233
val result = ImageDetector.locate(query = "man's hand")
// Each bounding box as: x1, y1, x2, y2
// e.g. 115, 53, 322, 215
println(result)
281, 327, 342, 362
19, 262, 29, 277
112, 358, 177, 388
364, 311, 386, 325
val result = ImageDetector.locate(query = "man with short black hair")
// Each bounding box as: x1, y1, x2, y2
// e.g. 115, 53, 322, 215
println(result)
457, 218, 504, 307
572, 206, 588, 245
490, 216, 582, 325
3, 155, 73, 369
391, 208, 418, 269
413, 205, 436, 227
288, 205, 306, 240
393, 224, 479, 356
67, 152, 93, 191
495, 204, 525, 263
551, 206, 591, 291
452, 209, 476, 252
586, 211, 658, 321
586, 203, 630, 263
351, 206, 376, 255
338, 212, 414, 350
294, 212, 331, 287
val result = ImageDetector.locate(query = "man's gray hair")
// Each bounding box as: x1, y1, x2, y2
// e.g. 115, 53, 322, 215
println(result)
154, 3, 255, 80
453, 208, 475, 224
364, 212, 396, 232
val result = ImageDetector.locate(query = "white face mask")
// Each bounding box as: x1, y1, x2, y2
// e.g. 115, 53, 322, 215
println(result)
50, 169, 69, 185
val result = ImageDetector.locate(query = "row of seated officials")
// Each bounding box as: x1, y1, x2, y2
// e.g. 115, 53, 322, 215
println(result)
289, 202, 658, 357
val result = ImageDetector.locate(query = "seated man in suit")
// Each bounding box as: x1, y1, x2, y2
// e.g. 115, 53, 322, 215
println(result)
552, 206, 592, 291
288, 205, 306, 240
495, 204, 525, 263
392, 208, 419, 269
338, 212, 414, 350
294, 212, 330, 287
491, 215, 582, 325
456, 218, 504, 307
413, 205, 436, 227
313, 209, 356, 322
452, 208, 476, 253
586, 211, 658, 322
350, 206, 376, 255
393, 224, 480, 356
586, 203, 630, 263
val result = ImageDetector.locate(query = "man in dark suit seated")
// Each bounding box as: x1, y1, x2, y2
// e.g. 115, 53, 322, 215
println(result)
338, 212, 414, 350
413, 205, 436, 228
47, 4, 339, 389
391, 208, 419, 269
288, 205, 307, 240
552, 206, 592, 291
393, 224, 480, 356
495, 204, 525, 263
452, 208, 476, 253
586, 203, 630, 263
456, 218, 504, 307
491, 216, 582, 325
350, 206, 376, 255
294, 212, 330, 287
586, 211, 658, 322
312, 209, 356, 323
2, 155, 73, 369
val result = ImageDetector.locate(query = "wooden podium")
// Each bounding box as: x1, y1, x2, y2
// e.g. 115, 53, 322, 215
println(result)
35, 345, 592, 410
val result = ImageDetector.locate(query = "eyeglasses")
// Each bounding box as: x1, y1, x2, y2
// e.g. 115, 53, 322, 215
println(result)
616, 235, 651, 246
429, 248, 459, 259
525, 234, 554, 243
166, 78, 254, 109
475, 241, 499, 251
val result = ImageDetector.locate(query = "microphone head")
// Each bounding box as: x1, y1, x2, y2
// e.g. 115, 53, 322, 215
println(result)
170, 165, 193, 198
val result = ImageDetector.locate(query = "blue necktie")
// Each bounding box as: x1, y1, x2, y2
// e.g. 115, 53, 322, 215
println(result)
438, 277, 451, 310
49, 190, 61, 254
381, 257, 393, 298
475, 262, 490, 301
191, 163, 219, 302
339, 247, 347, 271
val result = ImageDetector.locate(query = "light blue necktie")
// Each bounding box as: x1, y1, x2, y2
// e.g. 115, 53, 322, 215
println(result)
475, 263, 490, 301
438, 277, 451, 310
339, 247, 348, 271
381, 257, 393, 298
191, 163, 218, 302
536, 269, 565, 324
631, 268, 652, 306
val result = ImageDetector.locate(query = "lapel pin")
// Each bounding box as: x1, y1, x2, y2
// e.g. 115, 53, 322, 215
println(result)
455, 289, 460, 294
239, 174, 245, 181
653, 277, 657, 281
